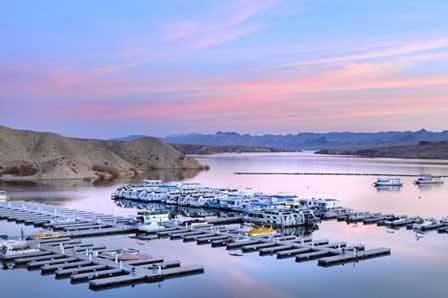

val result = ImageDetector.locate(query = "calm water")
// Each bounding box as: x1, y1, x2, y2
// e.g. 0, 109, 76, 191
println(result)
1, 152, 448, 298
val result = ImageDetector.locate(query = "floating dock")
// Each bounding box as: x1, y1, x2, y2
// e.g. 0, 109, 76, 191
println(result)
0, 237, 204, 291
1, 201, 393, 291
0, 201, 138, 239
136, 223, 390, 267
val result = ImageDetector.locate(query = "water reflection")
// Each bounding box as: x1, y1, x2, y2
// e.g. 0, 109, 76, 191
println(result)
131, 168, 203, 183
280, 225, 318, 237
416, 183, 445, 191
0, 168, 202, 188
114, 199, 319, 238
114, 199, 226, 218
1, 153, 448, 298
374, 186, 402, 192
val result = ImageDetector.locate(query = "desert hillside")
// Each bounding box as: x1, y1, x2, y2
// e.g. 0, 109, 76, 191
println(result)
0, 125, 205, 182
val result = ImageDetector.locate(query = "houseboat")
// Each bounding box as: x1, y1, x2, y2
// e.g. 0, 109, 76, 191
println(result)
0, 191, 9, 202
136, 210, 170, 232
374, 177, 403, 187
414, 176, 444, 185
246, 208, 319, 227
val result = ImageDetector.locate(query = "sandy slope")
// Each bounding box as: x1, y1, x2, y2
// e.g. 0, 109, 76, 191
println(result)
0, 125, 204, 182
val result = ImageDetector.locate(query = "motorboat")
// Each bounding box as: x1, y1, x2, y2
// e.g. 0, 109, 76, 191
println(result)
410, 218, 438, 231
99, 248, 152, 261
0, 240, 39, 259
28, 232, 61, 240
247, 227, 276, 237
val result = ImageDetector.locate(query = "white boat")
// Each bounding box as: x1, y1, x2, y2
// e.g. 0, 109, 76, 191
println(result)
246, 208, 318, 227
410, 219, 437, 231
414, 176, 444, 185
0, 240, 39, 258
374, 177, 403, 187
229, 250, 243, 256
136, 210, 170, 232
0, 190, 9, 201
293, 198, 339, 213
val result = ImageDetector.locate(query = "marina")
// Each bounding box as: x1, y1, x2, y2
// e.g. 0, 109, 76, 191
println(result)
3, 1, 448, 297
111, 181, 448, 238
1, 153, 448, 297
0, 200, 394, 291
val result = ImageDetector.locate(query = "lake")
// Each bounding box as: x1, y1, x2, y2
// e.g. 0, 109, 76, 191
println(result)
1, 152, 448, 298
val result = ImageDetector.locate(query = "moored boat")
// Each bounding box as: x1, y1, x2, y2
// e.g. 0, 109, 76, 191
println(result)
99, 248, 151, 261
28, 232, 61, 240
0, 190, 9, 202
247, 227, 276, 237
0, 240, 39, 259
374, 177, 403, 187
414, 175, 444, 185
136, 210, 170, 232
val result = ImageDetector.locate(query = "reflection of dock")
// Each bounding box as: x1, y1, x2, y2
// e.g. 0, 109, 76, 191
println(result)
235, 172, 448, 177
375, 185, 402, 192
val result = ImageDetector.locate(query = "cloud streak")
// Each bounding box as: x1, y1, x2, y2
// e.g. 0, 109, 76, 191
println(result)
2, 0, 448, 136
161, 0, 278, 49
277, 39, 448, 69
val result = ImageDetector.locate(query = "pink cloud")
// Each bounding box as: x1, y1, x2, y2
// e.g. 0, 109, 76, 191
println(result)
278, 39, 448, 69
161, 0, 278, 49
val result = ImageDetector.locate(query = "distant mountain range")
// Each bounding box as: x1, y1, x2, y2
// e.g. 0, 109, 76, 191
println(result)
160, 130, 448, 150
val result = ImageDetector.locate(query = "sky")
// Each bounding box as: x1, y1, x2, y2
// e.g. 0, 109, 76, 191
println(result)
1, 0, 448, 138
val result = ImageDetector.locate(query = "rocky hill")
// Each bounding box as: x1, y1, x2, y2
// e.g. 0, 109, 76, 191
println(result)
316, 141, 448, 160
0, 126, 205, 183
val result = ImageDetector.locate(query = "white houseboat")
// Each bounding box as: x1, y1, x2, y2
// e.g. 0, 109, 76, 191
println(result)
0, 191, 8, 202
414, 176, 444, 185
136, 210, 170, 232
374, 177, 403, 187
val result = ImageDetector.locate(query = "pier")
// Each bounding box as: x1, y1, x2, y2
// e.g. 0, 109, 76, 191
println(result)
136, 222, 391, 267
1, 201, 393, 291
322, 209, 448, 236
0, 201, 138, 239
1, 236, 204, 291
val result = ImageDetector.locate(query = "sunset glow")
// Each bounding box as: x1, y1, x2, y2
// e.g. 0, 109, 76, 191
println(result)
1, 0, 447, 137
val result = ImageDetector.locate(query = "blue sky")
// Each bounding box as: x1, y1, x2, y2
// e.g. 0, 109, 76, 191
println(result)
1, 0, 448, 138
